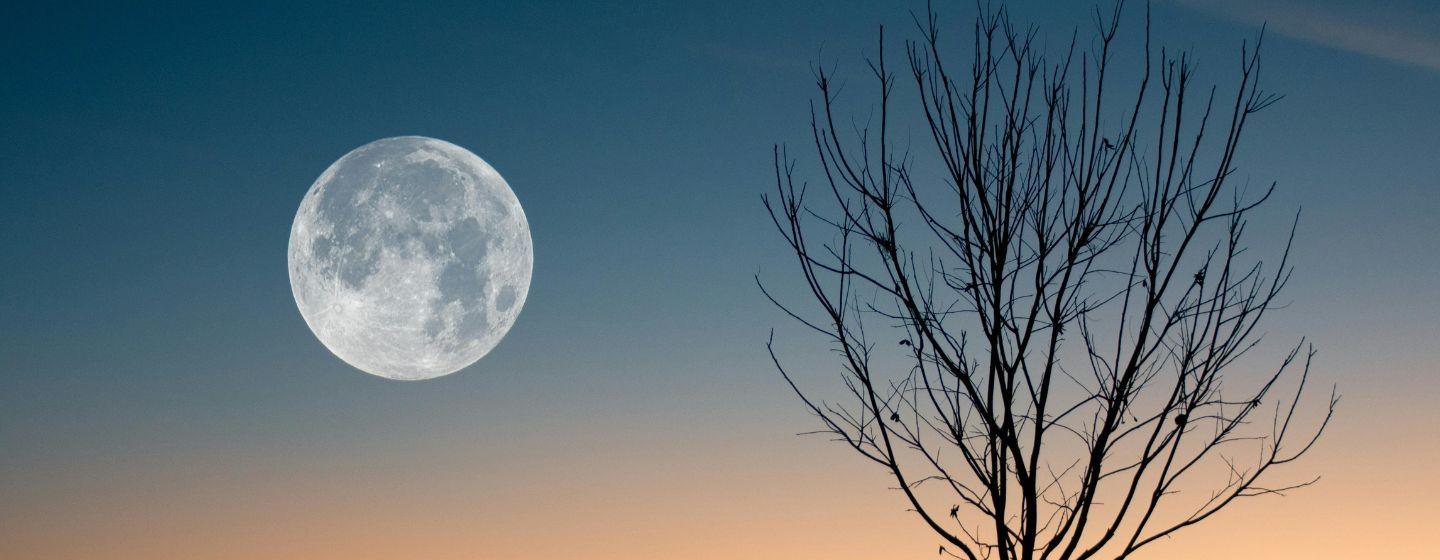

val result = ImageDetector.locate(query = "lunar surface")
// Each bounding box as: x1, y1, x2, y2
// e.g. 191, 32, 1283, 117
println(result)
288, 136, 532, 380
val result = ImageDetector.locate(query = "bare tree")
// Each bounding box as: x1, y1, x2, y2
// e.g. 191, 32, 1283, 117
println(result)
760, 3, 1337, 559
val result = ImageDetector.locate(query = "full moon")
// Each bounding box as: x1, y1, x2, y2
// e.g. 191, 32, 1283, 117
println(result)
288, 136, 533, 381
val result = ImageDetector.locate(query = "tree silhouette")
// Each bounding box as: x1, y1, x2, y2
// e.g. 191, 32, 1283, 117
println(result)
761, 3, 1337, 559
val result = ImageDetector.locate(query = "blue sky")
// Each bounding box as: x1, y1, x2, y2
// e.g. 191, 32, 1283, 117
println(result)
2, 1, 1438, 557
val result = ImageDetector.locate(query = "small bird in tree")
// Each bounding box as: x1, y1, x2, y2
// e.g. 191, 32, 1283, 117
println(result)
900, 339, 913, 347
890, 412, 901, 422
950, 505, 960, 518
1175, 413, 1188, 427
1102, 137, 1115, 150
1195, 269, 1207, 284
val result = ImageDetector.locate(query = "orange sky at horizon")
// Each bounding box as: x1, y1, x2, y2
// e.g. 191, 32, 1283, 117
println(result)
4, 378, 1433, 560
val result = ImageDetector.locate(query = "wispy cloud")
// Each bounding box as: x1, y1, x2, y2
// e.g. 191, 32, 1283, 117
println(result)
1172, 0, 1440, 73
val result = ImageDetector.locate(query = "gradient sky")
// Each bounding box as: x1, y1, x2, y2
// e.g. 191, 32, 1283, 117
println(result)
2, 1, 1437, 558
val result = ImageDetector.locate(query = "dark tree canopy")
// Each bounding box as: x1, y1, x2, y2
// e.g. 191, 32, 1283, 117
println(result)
761, 3, 1337, 559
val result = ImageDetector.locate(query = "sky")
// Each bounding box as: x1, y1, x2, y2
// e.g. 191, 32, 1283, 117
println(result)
2, 1, 1438, 558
